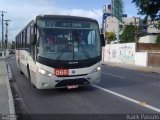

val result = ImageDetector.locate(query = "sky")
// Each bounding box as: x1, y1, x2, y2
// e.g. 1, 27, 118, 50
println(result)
0, 0, 139, 42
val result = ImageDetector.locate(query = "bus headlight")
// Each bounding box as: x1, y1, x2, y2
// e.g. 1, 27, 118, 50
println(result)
38, 68, 53, 77
38, 69, 46, 75
97, 67, 101, 71
93, 67, 101, 72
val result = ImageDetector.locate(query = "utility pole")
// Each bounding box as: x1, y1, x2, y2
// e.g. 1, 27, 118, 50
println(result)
0, 11, 7, 49
4, 19, 11, 49
134, 17, 138, 52
134, 17, 138, 43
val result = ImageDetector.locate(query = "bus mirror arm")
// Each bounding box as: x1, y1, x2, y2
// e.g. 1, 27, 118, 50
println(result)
30, 33, 37, 46
100, 33, 105, 47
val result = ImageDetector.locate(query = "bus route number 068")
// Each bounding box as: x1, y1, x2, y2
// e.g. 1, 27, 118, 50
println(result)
54, 69, 69, 76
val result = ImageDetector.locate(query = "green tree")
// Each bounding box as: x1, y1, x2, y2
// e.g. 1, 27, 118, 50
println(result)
132, 0, 160, 21
158, 21, 160, 29
105, 32, 115, 43
121, 25, 136, 43
11, 41, 15, 49
156, 35, 160, 44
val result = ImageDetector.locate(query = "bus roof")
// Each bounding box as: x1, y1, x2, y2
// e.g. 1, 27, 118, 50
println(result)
36, 15, 98, 23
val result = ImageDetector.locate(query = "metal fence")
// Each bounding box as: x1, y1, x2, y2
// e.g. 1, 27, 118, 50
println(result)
148, 53, 160, 67
136, 43, 160, 67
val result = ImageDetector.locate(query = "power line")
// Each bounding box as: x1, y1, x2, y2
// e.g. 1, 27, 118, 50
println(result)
91, 10, 101, 18
8, 27, 20, 30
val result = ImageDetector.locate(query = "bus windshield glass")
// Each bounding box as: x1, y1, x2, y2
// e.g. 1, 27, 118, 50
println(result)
37, 19, 101, 61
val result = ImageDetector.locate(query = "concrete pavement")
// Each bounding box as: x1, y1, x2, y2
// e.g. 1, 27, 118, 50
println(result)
0, 60, 15, 119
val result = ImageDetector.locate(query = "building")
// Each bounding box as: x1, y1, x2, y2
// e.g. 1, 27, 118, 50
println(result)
147, 20, 160, 34
104, 16, 147, 34
138, 21, 160, 43
103, 4, 159, 43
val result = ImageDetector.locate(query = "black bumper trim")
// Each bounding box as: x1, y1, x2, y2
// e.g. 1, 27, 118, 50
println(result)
55, 78, 90, 87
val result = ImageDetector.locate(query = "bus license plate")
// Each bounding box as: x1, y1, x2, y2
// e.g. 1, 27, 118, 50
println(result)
54, 69, 69, 76
67, 85, 79, 89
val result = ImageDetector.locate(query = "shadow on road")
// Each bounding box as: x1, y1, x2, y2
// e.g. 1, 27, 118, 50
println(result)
32, 85, 98, 96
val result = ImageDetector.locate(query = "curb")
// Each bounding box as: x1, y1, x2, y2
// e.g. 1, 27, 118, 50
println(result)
5, 62, 16, 120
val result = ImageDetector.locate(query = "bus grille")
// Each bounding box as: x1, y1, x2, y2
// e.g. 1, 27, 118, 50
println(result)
55, 78, 90, 87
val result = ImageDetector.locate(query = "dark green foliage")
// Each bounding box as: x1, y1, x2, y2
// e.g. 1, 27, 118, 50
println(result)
105, 32, 116, 43
121, 25, 136, 43
158, 21, 160, 29
156, 35, 160, 44
132, 0, 160, 21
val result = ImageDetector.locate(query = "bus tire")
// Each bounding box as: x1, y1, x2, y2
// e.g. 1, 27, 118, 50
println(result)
27, 65, 36, 88
18, 60, 23, 74
27, 65, 31, 80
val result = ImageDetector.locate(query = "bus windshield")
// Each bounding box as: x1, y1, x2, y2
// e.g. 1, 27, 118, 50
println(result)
37, 19, 101, 61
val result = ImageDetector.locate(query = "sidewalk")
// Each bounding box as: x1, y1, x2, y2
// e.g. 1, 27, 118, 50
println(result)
103, 62, 160, 74
0, 60, 15, 116
0, 61, 9, 113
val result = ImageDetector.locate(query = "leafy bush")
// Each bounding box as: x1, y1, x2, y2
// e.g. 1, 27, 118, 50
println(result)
156, 35, 160, 44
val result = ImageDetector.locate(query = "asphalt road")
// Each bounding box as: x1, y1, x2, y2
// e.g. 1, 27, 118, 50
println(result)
100, 65, 160, 109
6, 56, 160, 119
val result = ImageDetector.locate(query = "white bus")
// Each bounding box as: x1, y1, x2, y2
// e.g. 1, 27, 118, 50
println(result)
15, 15, 105, 89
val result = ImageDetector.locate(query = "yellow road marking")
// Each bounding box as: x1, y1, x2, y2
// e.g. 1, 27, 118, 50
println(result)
139, 102, 147, 107
94, 85, 160, 113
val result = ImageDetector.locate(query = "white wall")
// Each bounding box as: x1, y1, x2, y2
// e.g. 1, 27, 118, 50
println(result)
135, 52, 148, 67
103, 43, 136, 64
5, 49, 9, 57
139, 35, 157, 43
0, 50, 9, 58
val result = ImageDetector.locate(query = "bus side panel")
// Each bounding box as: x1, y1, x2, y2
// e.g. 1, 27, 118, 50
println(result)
29, 57, 37, 86
17, 50, 37, 86
16, 50, 20, 69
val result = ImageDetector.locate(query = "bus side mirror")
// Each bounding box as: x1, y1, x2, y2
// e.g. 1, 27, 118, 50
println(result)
30, 33, 37, 46
100, 34, 105, 47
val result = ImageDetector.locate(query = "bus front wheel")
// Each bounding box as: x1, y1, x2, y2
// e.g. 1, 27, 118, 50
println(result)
18, 60, 23, 74
27, 66, 31, 80
27, 65, 36, 88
